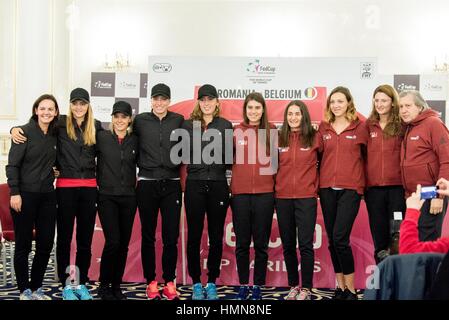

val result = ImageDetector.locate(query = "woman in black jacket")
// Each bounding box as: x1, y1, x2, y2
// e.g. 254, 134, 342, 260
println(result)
182, 84, 233, 300
11, 88, 103, 300
6, 94, 59, 300
96, 101, 138, 300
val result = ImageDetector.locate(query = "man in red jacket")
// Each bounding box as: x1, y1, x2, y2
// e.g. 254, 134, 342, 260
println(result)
399, 183, 449, 254
399, 90, 449, 241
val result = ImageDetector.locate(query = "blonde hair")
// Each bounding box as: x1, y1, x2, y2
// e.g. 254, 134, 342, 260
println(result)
324, 86, 358, 123
66, 102, 96, 146
399, 90, 430, 111
190, 99, 221, 126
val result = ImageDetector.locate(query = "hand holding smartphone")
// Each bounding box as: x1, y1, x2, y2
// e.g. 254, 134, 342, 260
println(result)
420, 186, 438, 200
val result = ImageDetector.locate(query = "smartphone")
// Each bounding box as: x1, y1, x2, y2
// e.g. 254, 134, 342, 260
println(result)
421, 186, 438, 200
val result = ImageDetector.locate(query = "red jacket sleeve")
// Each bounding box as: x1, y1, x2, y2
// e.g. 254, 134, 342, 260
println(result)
399, 208, 449, 254
430, 120, 449, 180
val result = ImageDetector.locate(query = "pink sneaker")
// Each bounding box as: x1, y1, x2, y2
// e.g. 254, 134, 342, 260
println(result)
297, 288, 311, 300
146, 280, 161, 300
162, 282, 179, 300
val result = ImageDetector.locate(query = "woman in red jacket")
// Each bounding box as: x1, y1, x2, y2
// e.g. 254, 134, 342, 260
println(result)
399, 90, 449, 242
364, 84, 406, 263
231, 92, 276, 300
318, 86, 367, 300
275, 100, 319, 300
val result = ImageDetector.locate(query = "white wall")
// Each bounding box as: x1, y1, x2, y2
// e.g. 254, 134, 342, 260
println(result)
1, 0, 449, 141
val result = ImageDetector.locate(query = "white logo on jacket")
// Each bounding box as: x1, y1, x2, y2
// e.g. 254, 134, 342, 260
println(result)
323, 134, 331, 140
346, 135, 357, 139
237, 140, 248, 146
410, 136, 420, 141
278, 147, 289, 152
300, 147, 311, 151
370, 132, 377, 138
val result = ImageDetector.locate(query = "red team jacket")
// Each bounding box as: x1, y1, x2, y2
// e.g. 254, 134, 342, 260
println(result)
275, 131, 320, 198
401, 109, 449, 196
365, 120, 403, 187
231, 122, 276, 195
318, 119, 367, 195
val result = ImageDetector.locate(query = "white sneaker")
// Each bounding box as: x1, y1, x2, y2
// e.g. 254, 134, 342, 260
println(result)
32, 287, 52, 300
19, 289, 33, 300
285, 286, 300, 300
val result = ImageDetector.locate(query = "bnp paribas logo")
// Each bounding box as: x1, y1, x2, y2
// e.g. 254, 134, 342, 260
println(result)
246, 59, 276, 75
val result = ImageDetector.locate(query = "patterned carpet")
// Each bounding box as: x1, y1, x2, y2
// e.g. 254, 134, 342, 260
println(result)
0, 245, 362, 300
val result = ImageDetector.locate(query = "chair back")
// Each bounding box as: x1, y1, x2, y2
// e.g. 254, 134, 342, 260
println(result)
0, 184, 14, 241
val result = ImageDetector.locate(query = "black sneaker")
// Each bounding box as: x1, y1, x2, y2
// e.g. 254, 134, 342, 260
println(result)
112, 286, 127, 300
344, 289, 358, 300
97, 284, 116, 300
332, 288, 347, 300
250, 285, 263, 300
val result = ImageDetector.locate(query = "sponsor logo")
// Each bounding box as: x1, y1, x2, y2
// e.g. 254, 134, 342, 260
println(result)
246, 59, 276, 75
346, 135, 357, 139
278, 147, 289, 152
94, 81, 112, 89
152, 63, 172, 73
360, 62, 374, 79
370, 132, 377, 138
120, 81, 137, 89
323, 134, 332, 140
300, 147, 311, 151
424, 83, 443, 91
397, 83, 417, 91
410, 135, 420, 141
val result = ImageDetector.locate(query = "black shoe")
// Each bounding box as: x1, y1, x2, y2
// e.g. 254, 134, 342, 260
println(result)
112, 286, 127, 300
98, 284, 116, 300
332, 288, 347, 300
344, 289, 358, 300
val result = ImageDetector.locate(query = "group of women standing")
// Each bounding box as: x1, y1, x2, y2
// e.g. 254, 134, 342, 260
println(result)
8, 89, 136, 300
6, 82, 449, 301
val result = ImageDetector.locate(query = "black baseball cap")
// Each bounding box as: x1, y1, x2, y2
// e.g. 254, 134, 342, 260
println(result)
198, 84, 218, 99
111, 101, 132, 116
151, 83, 171, 99
70, 87, 90, 103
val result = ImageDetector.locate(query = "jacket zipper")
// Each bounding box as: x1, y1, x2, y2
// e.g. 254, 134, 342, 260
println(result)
381, 126, 384, 185
252, 132, 255, 194
120, 137, 124, 187
401, 125, 411, 185
293, 133, 297, 197
159, 118, 163, 166
334, 132, 339, 187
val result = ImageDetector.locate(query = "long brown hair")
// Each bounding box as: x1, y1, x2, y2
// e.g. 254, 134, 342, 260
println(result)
279, 100, 316, 148
243, 92, 271, 151
368, 84, 402, 137
66, 102, 96, 146
190, 98, 221, 126
324, 86, 358, 123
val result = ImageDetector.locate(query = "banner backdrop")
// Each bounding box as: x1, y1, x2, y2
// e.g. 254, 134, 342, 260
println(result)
81, 58, 449, 289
